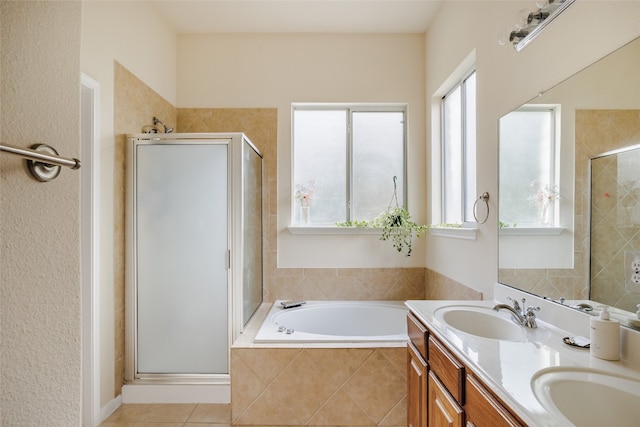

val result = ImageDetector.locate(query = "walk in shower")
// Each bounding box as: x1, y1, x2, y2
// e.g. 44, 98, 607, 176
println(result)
123, 133, 262, 402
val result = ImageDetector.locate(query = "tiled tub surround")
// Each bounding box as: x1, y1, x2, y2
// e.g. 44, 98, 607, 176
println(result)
407, 283, 640, 426
231, 304, 408, 426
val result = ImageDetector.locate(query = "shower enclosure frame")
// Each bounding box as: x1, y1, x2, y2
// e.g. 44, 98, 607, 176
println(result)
123, 133, 263, 397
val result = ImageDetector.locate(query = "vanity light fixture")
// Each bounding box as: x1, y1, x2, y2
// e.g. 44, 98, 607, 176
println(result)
500, 0, 576, 51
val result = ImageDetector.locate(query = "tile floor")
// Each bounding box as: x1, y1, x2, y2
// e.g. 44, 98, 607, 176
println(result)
99, 402, 383, 426
99, 403, 232, 426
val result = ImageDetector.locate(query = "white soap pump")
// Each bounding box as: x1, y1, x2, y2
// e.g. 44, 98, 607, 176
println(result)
630, 304, 640, 329
590, 306, 620, 361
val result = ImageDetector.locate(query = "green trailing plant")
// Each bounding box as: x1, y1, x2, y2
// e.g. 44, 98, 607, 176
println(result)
373, 206, 429, 256
434, 222, 463, 228
336, 176, 429, 256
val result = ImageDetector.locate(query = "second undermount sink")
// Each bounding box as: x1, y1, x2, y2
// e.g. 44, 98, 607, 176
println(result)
433, 305, 527, 341
531, 367, 640, 426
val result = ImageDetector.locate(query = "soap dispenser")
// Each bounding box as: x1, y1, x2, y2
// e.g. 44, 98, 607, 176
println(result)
629, 304, 640, 329
590, 306, 620, 361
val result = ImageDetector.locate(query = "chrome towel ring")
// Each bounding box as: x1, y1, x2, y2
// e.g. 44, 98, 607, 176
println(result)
473, 192, 490, 224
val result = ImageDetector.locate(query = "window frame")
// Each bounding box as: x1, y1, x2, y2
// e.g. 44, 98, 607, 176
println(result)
291, 103, 408, 226
440, 69, 477, 226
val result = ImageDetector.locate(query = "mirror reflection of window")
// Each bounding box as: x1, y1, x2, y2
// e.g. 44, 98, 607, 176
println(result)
499, 105, 560, 227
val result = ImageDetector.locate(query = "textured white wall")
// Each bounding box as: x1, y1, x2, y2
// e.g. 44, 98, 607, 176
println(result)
0, 1, 82, 425
424, 1, 640, 298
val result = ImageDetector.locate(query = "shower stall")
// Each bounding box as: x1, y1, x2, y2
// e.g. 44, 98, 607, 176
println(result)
123, 133, 262, 402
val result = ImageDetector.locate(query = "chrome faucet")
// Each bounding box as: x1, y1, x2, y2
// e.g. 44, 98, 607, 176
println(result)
493, 296, 540, 328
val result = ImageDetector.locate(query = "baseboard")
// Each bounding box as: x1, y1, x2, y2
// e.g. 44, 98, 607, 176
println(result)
121, 384, 231, 403
100, 394, 122, 424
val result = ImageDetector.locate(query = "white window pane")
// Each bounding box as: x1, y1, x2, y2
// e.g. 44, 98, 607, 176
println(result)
443, 86, 462, 223
499, 109, 553, 225
352, 111, 405, 220
463, 72, 477, 222
293, 109, 347, 224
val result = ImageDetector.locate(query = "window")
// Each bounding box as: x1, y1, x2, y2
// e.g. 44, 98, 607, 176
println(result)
499, 105, 559, 226
441, 70, 476, 224
292, 104, 406, 225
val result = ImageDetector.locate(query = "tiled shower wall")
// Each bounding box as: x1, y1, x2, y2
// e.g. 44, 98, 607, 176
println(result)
114, 63, 480, 400
580, 109, 640, 311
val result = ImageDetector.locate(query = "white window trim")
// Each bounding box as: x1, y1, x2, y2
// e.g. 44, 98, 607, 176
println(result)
441, 69, 476, 227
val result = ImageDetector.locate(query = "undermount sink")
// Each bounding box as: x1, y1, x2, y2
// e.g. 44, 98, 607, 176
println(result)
433, 305, 526, 341
531, 367, 640, 426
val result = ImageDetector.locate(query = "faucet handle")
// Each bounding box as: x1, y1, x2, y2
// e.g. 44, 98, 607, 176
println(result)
525, 305, 540, 328
507, 296, 521, 310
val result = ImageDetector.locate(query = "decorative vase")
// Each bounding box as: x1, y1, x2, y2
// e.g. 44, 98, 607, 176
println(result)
301, 206, 310, 224
539, 203, 549, 225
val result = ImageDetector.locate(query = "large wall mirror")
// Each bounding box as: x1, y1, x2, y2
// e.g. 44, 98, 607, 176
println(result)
498, 36, 640, 329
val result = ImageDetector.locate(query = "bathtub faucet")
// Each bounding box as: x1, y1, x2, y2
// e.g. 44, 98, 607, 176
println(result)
281, 300, 307, 309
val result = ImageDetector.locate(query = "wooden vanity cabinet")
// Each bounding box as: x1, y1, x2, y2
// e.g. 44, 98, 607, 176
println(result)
465, 374, 524, 427
407, 313, 526, 427
428, 371, 464, 427
408, 341, 428, 427
407, 313, 428, 427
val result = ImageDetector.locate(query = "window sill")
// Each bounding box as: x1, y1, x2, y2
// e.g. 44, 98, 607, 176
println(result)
429, 226, 477, 240
499, 227, 565, 236
287, 226, 381, 235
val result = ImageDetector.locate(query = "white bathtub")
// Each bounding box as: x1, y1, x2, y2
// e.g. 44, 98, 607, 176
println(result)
253, 300, 408, 344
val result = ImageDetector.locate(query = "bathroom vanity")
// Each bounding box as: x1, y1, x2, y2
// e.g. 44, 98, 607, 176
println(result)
406, 288, 640, 427
407, 310, 524, 427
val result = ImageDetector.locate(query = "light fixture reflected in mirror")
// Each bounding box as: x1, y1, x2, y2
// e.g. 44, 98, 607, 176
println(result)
499, 0, 576, 51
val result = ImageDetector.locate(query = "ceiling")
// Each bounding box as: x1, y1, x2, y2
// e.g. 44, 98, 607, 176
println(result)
149, 0, 445, 34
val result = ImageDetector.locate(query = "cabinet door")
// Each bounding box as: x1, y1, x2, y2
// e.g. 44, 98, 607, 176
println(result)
465, 374, 524, 427
408, 343, 428, 427
428, 371, 464, 427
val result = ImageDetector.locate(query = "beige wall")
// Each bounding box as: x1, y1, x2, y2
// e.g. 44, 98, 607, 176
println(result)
113, 62, 176, 397
81, 1, 177, 407
425, 1, 640, 299
0, 2, 82, 424
177, 33, 428, 268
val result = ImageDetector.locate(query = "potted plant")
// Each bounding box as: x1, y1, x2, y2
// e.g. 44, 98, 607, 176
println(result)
370, 206, 429, 256
337, 176, 428, 256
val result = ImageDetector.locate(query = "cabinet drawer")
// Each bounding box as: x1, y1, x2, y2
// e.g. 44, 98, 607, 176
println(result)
465, 374, 524, 427
407, 313, 428, 360
428, 335, 465, 404
428, 371, 464, 427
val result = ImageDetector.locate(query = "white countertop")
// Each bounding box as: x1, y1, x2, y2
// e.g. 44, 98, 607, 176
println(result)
405, 298, 640, 427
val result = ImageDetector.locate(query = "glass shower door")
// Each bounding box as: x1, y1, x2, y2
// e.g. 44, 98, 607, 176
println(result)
242, 140, 263, 325
135, 143, 229, 375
